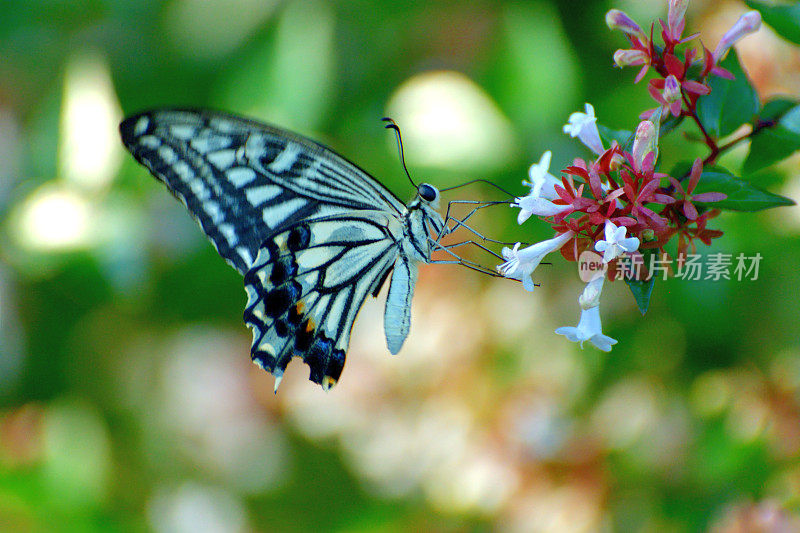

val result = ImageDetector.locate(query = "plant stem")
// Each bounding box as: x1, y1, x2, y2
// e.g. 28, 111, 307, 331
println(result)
682, 93, 719, 163
703, 119, 776, 166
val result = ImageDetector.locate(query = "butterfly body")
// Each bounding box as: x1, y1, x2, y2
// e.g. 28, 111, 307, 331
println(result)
120, 109, 444, 390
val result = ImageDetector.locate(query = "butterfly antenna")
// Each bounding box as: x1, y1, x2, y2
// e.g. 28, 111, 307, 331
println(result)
440, 179, 517, 199
382, 117, 417, 190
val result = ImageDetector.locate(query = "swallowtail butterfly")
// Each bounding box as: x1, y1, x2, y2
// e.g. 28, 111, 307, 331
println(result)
120, 109, 447, 391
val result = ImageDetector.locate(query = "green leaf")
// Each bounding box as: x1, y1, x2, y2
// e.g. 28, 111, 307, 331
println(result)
626, 276, 655, 315
759, 97, 797, 122
597, 124, 632, 149
659, 113, 685, 137
743, 101, 800, 174
695, 51, 760, 138
778, 103, 800, 134
625, 247, 657, 315
693, 168, 795, 211
745, 0, 800, 45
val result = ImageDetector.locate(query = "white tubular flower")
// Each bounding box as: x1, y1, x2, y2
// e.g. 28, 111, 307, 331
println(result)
497, 231, 574, 292
524, 151, 561, 201
563, 103, 605, 155
579, 276, 605, 310
594, 220, 640, 263
555, 305, 618, 352
514, 195, 572, 223
514, 151, 566, 223
713, 11, 762, 63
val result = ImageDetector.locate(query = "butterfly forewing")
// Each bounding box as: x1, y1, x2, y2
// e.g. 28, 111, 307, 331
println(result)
119, 110, 404, 273
119, 109, 440, 390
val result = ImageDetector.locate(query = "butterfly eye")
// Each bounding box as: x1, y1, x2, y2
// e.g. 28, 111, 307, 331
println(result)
418, 183, 438, 203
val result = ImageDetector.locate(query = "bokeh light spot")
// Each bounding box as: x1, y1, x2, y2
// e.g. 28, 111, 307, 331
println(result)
386, 70, 517, 173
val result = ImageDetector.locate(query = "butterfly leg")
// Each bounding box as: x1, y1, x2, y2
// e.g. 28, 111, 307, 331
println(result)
428, 238, 505, 277
428, 202, 541, 282
429, 239, 540, 287
438, 200, 508, 239
435, 238, 504, 261
436, 200, 520, 248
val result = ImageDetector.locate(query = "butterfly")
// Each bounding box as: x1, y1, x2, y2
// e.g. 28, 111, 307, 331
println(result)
119, 109, 452, 391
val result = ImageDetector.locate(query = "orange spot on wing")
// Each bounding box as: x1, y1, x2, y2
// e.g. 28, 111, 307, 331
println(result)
322, 376, 336, 391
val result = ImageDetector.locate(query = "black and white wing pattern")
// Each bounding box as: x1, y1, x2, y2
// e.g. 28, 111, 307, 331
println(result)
243, 211, 401, 390
119, 109, 444, 391
119, 109, 405, 274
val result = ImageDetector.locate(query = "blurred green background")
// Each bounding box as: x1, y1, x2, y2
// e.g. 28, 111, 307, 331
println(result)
2, 0, 800, 531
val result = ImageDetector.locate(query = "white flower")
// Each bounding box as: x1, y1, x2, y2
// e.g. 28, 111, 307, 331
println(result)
497, 231, 574, 292
514, 195, 572, 223
513, 151, 568, 223
563, 103, 604, 155
579, 276, 605, 309
713, 11, 762, 63
555, 305, 618, 352
524, 151, 561, 200
594, 220, 640, 263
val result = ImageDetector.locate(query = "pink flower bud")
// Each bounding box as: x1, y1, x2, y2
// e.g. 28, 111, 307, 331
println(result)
632, 120, 657, 172
613, 49, 648, 67
713, 11, 762, 63
605, 9, 648, 43
667, 0, 689, 40
663, 75, 681, 103
610, 153, 625, 170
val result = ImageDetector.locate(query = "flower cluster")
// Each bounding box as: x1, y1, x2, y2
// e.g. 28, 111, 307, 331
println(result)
498, 0, 766, 352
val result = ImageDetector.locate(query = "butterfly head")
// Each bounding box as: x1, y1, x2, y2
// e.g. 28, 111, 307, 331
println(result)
417, 183, 441, 208
406, 183, 445, 247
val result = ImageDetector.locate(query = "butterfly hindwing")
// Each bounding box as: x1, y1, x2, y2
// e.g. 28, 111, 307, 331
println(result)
119, 109, 404, 274
243, 211, 402, 390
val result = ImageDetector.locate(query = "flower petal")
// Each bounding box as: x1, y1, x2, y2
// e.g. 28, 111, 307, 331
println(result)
589, 333, 618, 352
683, 80, 711, 95
554, 326, 582, 343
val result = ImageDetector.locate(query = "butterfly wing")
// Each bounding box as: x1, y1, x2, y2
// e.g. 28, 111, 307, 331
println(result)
119, 108, 432, 390
119, 109, 406, 274
244, 211, 403, 390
